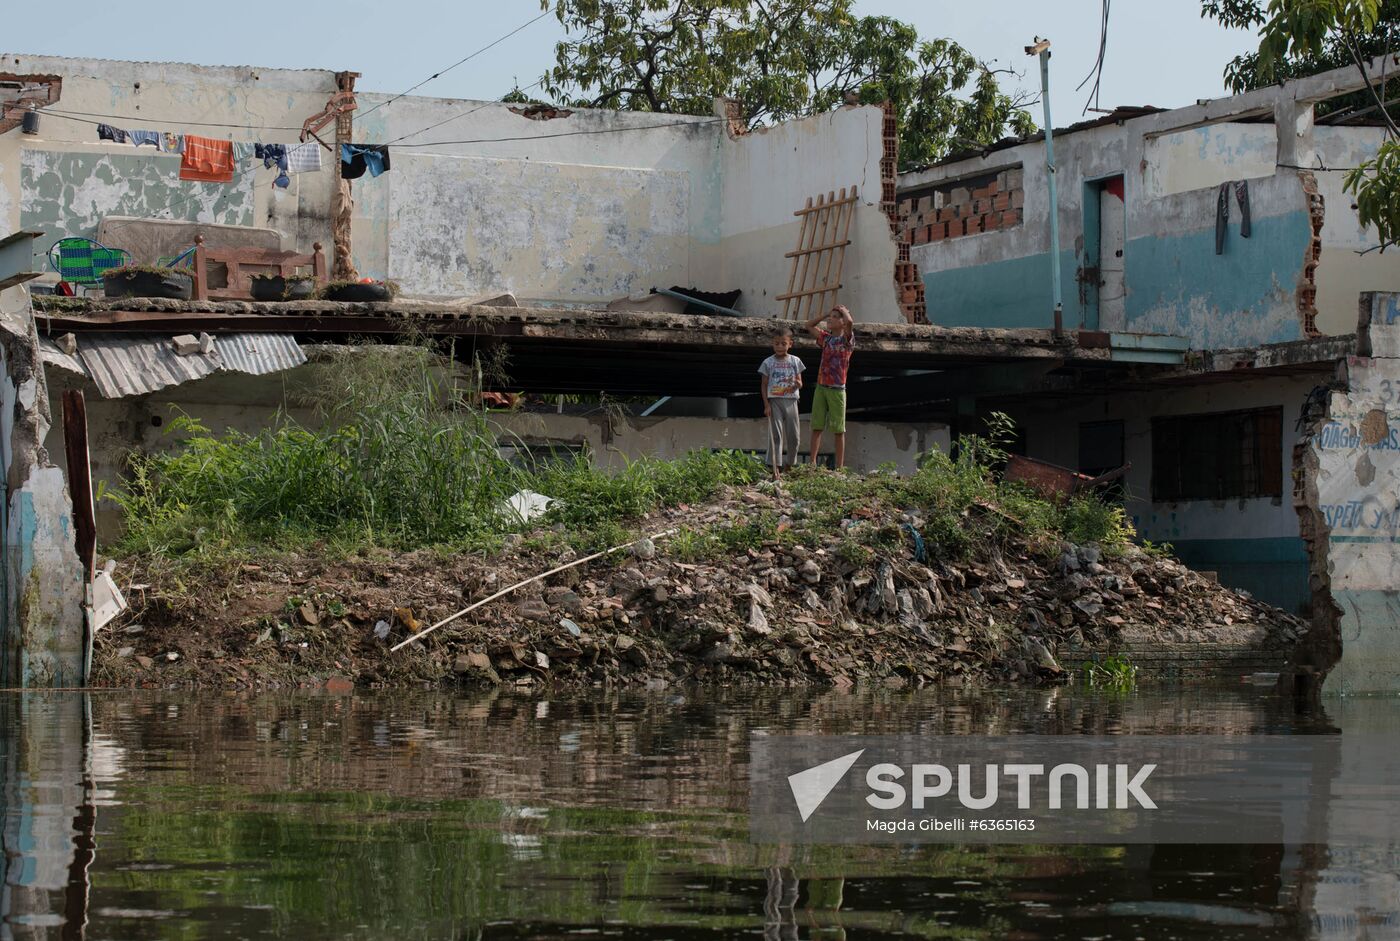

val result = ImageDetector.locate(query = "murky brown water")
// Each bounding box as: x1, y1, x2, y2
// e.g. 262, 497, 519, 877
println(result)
2, 686, 1397, 940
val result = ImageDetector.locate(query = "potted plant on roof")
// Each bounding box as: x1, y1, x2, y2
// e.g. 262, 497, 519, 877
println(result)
103, 264, 194, 300
250, 273, 319, 302
320, 278, 398, 302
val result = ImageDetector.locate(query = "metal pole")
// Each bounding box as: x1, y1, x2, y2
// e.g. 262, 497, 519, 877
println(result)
1028, 39, 1064, 336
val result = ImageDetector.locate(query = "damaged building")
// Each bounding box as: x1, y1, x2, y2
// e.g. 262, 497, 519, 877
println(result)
0, 52, 1397, 693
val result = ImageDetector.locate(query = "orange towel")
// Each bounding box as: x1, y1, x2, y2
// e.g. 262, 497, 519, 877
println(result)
180, 134, 236, 183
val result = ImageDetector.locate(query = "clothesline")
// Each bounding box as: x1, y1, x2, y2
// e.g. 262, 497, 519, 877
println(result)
90, 120, 391, 186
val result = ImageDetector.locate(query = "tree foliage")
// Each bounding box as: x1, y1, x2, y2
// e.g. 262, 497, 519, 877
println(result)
1205, 0, 1400, 249
539, 0, 1035, 169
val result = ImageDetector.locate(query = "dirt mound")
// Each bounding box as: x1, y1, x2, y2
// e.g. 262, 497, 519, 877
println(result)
95, 483, 1307, 690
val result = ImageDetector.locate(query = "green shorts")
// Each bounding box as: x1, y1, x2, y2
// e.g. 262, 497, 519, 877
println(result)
810, 384, 847, 434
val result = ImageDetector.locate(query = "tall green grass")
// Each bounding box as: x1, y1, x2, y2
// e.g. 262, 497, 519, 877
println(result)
111, 344, 764, 556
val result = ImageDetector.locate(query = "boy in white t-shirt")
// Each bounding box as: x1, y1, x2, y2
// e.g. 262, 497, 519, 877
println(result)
758, 326, 806, 479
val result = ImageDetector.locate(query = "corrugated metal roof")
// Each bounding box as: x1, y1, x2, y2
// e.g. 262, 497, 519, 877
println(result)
64, 333, 307, 399
78, 334, 221, 398
212, 333, 306, 375
37, 337, 88, 377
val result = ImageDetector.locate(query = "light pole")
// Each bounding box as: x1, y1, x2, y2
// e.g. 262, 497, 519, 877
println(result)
1026, 37, 1063, 337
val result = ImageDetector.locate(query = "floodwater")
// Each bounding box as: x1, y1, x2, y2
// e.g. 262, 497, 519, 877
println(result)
2, 686, 1397, 940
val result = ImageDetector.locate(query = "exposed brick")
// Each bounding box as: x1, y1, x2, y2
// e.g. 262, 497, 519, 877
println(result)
983, 213, 1002, 231
938, 207, 957, 223
929, 223, 945, 242
966, 216, 984, 235
993, 192, 1010, 211
912, 225, 928, 245
1010, 189, 1025, 210
1003, 210, 1021, 227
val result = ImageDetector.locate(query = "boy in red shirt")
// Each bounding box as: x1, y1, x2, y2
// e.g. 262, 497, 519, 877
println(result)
804, 304, 855, 469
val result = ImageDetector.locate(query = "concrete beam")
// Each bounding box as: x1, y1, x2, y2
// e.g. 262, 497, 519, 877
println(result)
1138, 53, 1400, 138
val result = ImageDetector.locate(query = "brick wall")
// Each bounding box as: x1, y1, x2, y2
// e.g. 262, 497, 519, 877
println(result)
901, 165, 1025, 246
882, 103, 927, 324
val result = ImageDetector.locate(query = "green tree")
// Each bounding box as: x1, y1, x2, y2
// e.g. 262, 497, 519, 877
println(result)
1206, 0, 1400, 249
538, 0, 1035, 169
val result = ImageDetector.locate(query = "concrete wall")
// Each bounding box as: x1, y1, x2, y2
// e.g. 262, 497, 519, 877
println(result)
0, 289, 84, 687
2, 55, 902, 321
1302, 293, 1400, 694
1, 55, 338, 270
716, 106, 898, 320
492, 411, 949, 477
901, 115, 1400, 348
999, 372, 1321, 613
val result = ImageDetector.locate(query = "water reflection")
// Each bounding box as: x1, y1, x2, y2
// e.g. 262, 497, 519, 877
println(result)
0, 686, 1395, 940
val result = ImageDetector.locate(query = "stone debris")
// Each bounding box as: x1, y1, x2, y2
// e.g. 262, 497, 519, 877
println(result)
95, 483, 1310, 691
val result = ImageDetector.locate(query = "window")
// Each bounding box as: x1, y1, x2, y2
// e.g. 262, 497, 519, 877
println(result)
1151, 407, 1283, 501
1079, 420, 1126, 500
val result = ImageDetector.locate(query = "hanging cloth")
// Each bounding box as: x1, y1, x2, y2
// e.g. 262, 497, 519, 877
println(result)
287, 142, 322, 174
1215, 180, 1253, 255
129, 129, 161, 148
160, 132, 184, 154
255, 143, 290, 188
231, 141, 257, 163
96, 123, 128, 143
180, 134, 236, 183
340, 144, 390, 179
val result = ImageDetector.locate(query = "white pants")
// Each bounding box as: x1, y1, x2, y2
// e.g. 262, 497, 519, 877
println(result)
767, 398, 800, 469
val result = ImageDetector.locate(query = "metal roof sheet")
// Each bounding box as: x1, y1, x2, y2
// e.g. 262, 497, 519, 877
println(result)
67, 333, 305, 398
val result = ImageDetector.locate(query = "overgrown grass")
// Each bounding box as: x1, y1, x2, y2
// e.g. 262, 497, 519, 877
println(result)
111, 343, 764, 559
109, 345, 1144, 567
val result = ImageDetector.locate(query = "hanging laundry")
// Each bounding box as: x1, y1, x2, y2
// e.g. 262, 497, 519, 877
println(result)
340, 144, 390, 179
1234, 181, 1251, 239
287, 142, 322, 174
255, 143, 291, 188
97, 123, 128, 143
129, 129, 161, 148
231, 141, 257, 163
160, 132, 184, 154
180, 134, 236, 183
1215, 180, 1253, 255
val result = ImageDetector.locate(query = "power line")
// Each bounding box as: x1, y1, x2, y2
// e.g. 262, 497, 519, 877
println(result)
1077, 0, 1112, 116
388, 79, 545, 145
39, 107, 305, 133
355, 7, 555, 123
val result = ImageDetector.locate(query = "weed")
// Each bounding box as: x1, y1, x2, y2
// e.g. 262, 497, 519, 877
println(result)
1083, 654, 1139, 690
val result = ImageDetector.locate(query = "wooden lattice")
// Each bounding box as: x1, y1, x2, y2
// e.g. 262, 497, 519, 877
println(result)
777, 185, 858, 321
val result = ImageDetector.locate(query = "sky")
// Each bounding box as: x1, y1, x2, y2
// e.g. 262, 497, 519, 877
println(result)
7, 1, 1260, 128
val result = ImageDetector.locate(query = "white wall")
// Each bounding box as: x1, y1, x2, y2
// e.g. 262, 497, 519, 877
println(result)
2, 55, 899, 320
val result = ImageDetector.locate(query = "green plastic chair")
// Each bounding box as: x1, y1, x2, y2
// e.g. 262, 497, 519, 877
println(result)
157, 245, 198, 270
47, 237, 132, 288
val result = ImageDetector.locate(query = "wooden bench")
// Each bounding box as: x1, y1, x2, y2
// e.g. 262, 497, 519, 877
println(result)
191, 235, 327, 301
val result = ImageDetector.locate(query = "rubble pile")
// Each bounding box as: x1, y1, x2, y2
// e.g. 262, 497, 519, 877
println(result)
97, 482, 1308, 690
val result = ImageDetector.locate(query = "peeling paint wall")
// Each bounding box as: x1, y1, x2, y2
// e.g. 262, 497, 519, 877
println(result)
387, 154, 690, 302
0, 295, 85, 688
1300, 292, 1400, 694
20, 148, 254, 263
900, 112, 1400, 347
0, 54, 342, 274
2, 55, 898, 320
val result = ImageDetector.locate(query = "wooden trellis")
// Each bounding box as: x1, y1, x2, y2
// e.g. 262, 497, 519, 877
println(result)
777, 185, 858, 321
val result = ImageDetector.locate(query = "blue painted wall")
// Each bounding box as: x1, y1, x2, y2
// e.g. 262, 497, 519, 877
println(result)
1165, 536, 1311, 615
924, 250, 1086, 329
922, 210, 1312, 347
1123, 212, 1311, 345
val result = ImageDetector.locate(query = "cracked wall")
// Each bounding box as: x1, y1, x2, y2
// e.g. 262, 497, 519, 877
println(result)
1294, 291, 1400, 695
0, 305, 85, 687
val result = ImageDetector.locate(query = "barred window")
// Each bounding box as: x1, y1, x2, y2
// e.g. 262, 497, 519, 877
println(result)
1151, 408, 1282, 501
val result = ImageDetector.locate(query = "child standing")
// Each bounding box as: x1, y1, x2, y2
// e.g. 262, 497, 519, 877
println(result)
805, 304, 855, 469
758, 326, 805, 479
